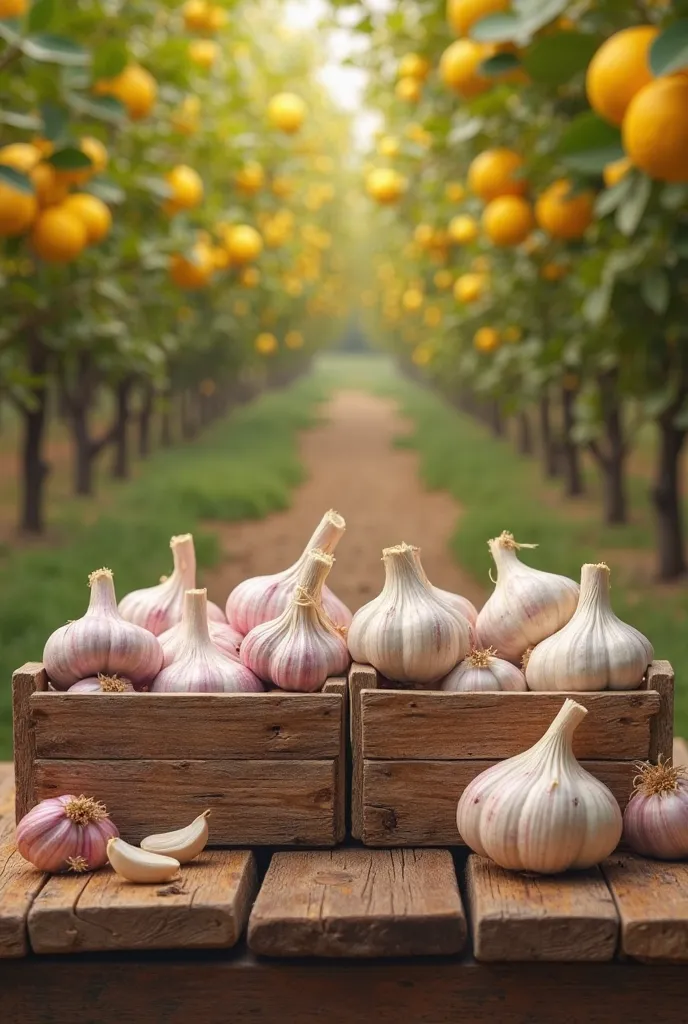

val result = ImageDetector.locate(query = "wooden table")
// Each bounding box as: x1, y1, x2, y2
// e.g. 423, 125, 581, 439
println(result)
3, 748, 688, 1024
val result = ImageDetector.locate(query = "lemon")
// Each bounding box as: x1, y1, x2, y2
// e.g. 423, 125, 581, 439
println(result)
468, 148, 526, 201
189, 40, 219, 68
402, 287, 424, 312
603, 156, 632, 188
399, 53, 431, 80
474, 327, 500, 352
182, 0, 211, 31
448, 214, 479, 245
0, 179, 37, 236
0, 143, 41, 172
63, 193, 112, 245
586, 26, 658, 127
166, 165, 204, 211
440, 40, 491, 98
170, 244, 214, 289
32, 205, 88, 263
31, 164, 68, 207
267, 93, 307, 134
447, 0, 509, 37
366, 167, 406, 204
95, 64, 157, 120
445, 181, 466, 202
255, 332, 278, 355
535, 180, 594, 240
623, 76, 688, 183
225, 224, 263, 263
482, 195, 534, 246
396, 77, 422, 103
454, 273, 487, 303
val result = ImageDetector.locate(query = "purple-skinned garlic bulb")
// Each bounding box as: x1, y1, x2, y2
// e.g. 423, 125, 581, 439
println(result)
43, 568, 163, 690
68, 674, 136, 693
623, 757, 688, 860
441, 647, 526, 692
118, 533, 226, 636
158, 618, 242, 667
151, 588, 264, 693
16, 795, 119, 873
240, 549, 350, 692
226, 509, 352, 636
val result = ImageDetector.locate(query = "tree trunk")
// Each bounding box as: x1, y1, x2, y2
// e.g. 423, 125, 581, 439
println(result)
71, 405, 94, 496
138, 382, 154, 458
561, 386, 584, 497
538, 392, 559, 477
597, 370, 627, 525
181, 389, 198, 440
490, 400, 504, 437
652, 415, 687, 581
516, 410, 532, 455
601, 456, 627, 525
19, 339, 50, 534
160, 399, 173, 448
112, 378, 133, 480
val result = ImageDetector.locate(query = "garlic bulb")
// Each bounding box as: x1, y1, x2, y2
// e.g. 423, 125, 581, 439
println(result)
241, 549, 350, 692
107, 837, 180, 884
141, 810, 211, 863
226, 509, 352, 635
623, 758, 688, 860
151, 589, 263, 693
526, 563, 653, 692
476, 531, 579, 664
441, 647, 527, 692
412, 549, 478, 627
118, 533, 226, 635
159, 619, 242, 667
347, 543, 470, 686
457, 698, 623, 873
16, 795, 119, 873
44, 568, 164, 690
68, 674, 136, 694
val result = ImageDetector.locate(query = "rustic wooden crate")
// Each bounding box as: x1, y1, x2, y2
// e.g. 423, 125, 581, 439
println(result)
13, 663, 347, 848
349, 660, 674, 847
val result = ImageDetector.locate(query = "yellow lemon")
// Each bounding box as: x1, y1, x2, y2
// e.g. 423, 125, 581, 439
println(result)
439, 40, 491, 98
396, 77, 422, 103
365, 167, 406, 204
0, 143, 41, 172
95, 64, 157, 120
586, 26, 658, 127
225, 224, 263, 263
378, 136, 400, 157
182, 0, 211, 31
166, 165, 204, 210
474, 326, 500, 352
63, 193, 112, 245
189, 39, 219, 68
31, 164, 68, 207
454, 273, 487, 303
402, 287, 424, 312
285, 330, 304, 349
448, 214, 479, 244
235, 161, 264, 194
468, 148, 526, 201
603, 156, 632, 188
482, 195, 534, 246
255, 332, 278, 355
399, 53, 431, 80
445, 181, 466, 202
240, 266, 260, 287
267, 92, 307, 134
170, 244, 214, 289
0, 178, 37, 236
271, 175, 293, 198
535, 179, 594, 239
447, 0, 509, 37
623, 76, 688, 183
31, 205, 88, 263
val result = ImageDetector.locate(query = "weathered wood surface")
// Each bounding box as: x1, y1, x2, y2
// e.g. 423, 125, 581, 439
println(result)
0, 831, 46, 958
362, 759, 636, 846
32, 691, 343, 760
647, 661, 674, 763
34, 759, 339, 846
12, 663, 48, 822
361, 689, 660, 761
28, 851, 257, 954
349, 663, 377, 839
466, 856, 618, 962
602, 855, 688, 962
248, 848, 466, 957
323, 678, 347, 843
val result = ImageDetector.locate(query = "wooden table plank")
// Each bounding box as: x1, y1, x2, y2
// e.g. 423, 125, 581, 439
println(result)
28, 850, 257, 954
248, 849, 466, 957
602, 855, 688, 962
466, 856, 618, 962
0, 831, 47, 958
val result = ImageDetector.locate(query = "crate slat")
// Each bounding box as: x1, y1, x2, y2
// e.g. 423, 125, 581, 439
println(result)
466, 855, 618, 962
647, 661, 674, 762
247, 848, 466, 958
361, 689, 660, 761
12, 664, 48, 822
602, 855, 688, 962
35, 759, 338, 846
362, 759, 636, 846
28, 851, 257, 954
0, 832, 47, 958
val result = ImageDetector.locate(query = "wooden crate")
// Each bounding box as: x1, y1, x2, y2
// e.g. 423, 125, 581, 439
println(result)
349, 660, 674, 847
13, 663, 347, 848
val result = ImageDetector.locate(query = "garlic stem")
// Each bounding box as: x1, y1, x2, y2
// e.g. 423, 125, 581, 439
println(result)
86, 568, 119, 617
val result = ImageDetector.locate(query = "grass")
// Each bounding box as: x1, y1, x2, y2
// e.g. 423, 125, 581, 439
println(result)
0, 376, 325, 756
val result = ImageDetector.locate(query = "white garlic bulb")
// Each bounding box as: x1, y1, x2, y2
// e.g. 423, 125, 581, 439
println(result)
118, 533, 226, 636
151, 589, 263, 693
441, 647, 527, 692
158, 618, 242, 667
412, 549, 478, 627
226, 509, 352, 636
240, 549, 350, 692
526, 562, 653, 692
347, 543, 471, 686
457, 698, 623, 873
476, 531, 579, 664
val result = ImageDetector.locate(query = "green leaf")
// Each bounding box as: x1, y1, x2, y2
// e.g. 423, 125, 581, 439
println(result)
615, 174, 651, 236
470, 13, 522, 42
87, 178, 125, 204
594, 173, 634, 218
650, 20, 688, 77
39, 101, 68, 142
516, 0, 569, 34
92, 40, 128, 80
523, 32, 599, 87
138, 175, 174, 200
641, 269, 670, 315
47, 146, 92, 170
0, 165, 34, 195
67, 92, 126, 123
559, 111, 624, 173
480, 52, 521, 76
22, 33, 90, 66
583, 286, 611, 326
0, 110, 42, 130
661, 183, 688, 210
28, 0, 55, 33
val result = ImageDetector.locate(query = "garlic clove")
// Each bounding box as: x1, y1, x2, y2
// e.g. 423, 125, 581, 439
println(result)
141, 810, 210, 863
525, 563, 653, 692
107, 837, 181, 883
441, 647, 527, 691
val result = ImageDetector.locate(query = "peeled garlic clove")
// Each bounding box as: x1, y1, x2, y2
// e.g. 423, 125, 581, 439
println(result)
159, 618, 242, 667
119, 533, 226, 636
623, 758, 688, 860
226, 509, 352, 635
43, 568, 164, 689
441, 647, 526, 691
107, 837, 180, 884
526, 563, 653, 692
241, 549, 350, 691
476, 531, 579, 664
348, 543, 470, 686
141, 810, 211, 863
457, 698, 623, 874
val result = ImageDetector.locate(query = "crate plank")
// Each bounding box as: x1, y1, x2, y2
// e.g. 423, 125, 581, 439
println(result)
34, 759, 338, 846
28, 850, 257, 954
466, 855, 618, 962
32, 691, 343, 760
361, 690, 659, 761
349, 663, 379, 839
248, 848, 466, 958
362, 759, 635, 846
602, 855, 688, 962
0, 832, 47, 957
12, 664, 48, 823
647, 661, 674, 763
323, 678, 347, 843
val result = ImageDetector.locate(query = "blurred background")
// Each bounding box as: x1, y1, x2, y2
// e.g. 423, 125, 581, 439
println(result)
1, 0, 687, 753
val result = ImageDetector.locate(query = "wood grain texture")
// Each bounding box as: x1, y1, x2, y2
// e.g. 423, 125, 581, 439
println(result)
602, 855, 688, 962
28, 851, 257, 954
466, 856, 618, 962
647, 661, 674, 763
248, 848, 466, 957
12, 663, 48, 824
34, 759, 338, 846
0, 831, 46, 957
32, 690, 343, 760
348, 663, 378, 839
362, 760, 636, 846
323, 678, 347, 843
361, 689, 660, 761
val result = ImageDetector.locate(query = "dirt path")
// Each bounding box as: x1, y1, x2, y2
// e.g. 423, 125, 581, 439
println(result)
204, 390, 487, 615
